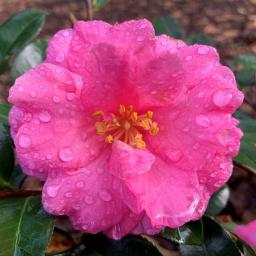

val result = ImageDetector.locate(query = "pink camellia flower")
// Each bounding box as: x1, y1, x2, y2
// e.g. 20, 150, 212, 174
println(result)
8, 19, 243, 239
235, 220, 256, 247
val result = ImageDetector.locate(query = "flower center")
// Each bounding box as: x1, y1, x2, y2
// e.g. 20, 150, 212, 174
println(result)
93, 105, 159, 149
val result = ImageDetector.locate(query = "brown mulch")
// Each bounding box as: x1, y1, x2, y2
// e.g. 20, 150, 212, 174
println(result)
0, 0, 256, 59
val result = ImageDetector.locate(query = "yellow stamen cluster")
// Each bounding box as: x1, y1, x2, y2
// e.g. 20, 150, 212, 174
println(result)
93, 105, 159, 149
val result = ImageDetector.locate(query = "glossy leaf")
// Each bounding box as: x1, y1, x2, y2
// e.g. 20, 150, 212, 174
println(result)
93, 0, 109, 11
0, 9, 46, 71
205, 185, 230, 216
9, 39, 48, 84
161, 220, 203, 245
180, 217, 241, 256
0, 196, 54, 256
0, 100, 11, 130
187, 34, 214, 46
82, 234, 162, 256
234, 110, 256, 174
233, 55, 256, 87
0, 124, 14, 182
153, 16, 185, 39
9, 165, 27, 188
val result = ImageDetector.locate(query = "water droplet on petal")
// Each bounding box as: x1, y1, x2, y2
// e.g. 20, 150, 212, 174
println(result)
18, 86, 24, 92
85, 195, 94, 205
65, 191, 73, 198
196, 114, 210, 127
66, 92, 75, 101
137, 36, 144, 42
168, 149, 182, 162
81, 132, 87, 141
59, 147, 73, 162
193, 143, 200, 150
82, 224, 88, 230
53, 96, 60, 103
39, 111, 52, 123
30, 91, 36, 97
46, 185, 60, 197
18, 134, 31, 148
213, 90, 233, 107
198, 46, 210, 55
76, 181, 84, 188
99, 190, 112, 202
56, 54, 65, 63
63, 30, 70, 37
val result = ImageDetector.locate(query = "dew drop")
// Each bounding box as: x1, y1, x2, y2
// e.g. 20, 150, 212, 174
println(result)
59, 147, 73, 162
18, 134, 31, 148
53, 96, 60, 103
137, 36, 144, 42
196, 114, 210, 127
212, 90, 233, 107
96, 167, 104, 174
18, 86, 24, 92
76, 181, 84, 188
85, 195, 94, 205
193, 143, 200, 150
81, 132, 87, 141
56, 54, 65, 63
198, 46, 210, 55
39, 111, 52, 123
168, 149, 182, 162
30, 91, 36, 97
99, 190, 112, 202
65, 191, 73, 198
66, 92, 75, 101
185, 56, 192, 61
63, 30, 70, 37
82, 224, 88, 230
46, 154, 52, 160
46, 185, 60, 197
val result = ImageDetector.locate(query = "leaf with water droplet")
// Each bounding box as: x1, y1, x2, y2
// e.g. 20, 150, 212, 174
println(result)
0, 9, 46, 74
0, 196, 55, 256
9, 40, 48, 84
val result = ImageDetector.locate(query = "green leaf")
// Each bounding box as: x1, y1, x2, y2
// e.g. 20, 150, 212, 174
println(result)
0, 100, 11, 130
9, 165, 27, 188
9, 39, 48, 84
93, 0, 109, 11
161, 220, 203, 245
82, 234, 162, 256
187, 34, 214, 46
0, 124, 14, 183
0, 196, 54, 256
233, 55, 256, 87
0, 9, 46, 71
180, 217, 240, 256
205, 185, 230, 216
153, 16, 185, 39
234, 110, 256, 174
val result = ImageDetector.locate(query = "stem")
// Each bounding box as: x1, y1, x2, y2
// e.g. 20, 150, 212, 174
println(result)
0, 190, 41, 199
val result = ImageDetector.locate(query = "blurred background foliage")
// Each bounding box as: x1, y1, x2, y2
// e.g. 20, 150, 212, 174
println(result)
0, 0, 256, 255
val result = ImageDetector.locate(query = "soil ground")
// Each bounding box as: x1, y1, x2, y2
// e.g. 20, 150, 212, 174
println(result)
0, 0, 256, 59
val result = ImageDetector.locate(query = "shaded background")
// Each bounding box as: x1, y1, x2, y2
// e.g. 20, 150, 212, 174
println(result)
0, 0, 256, 59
